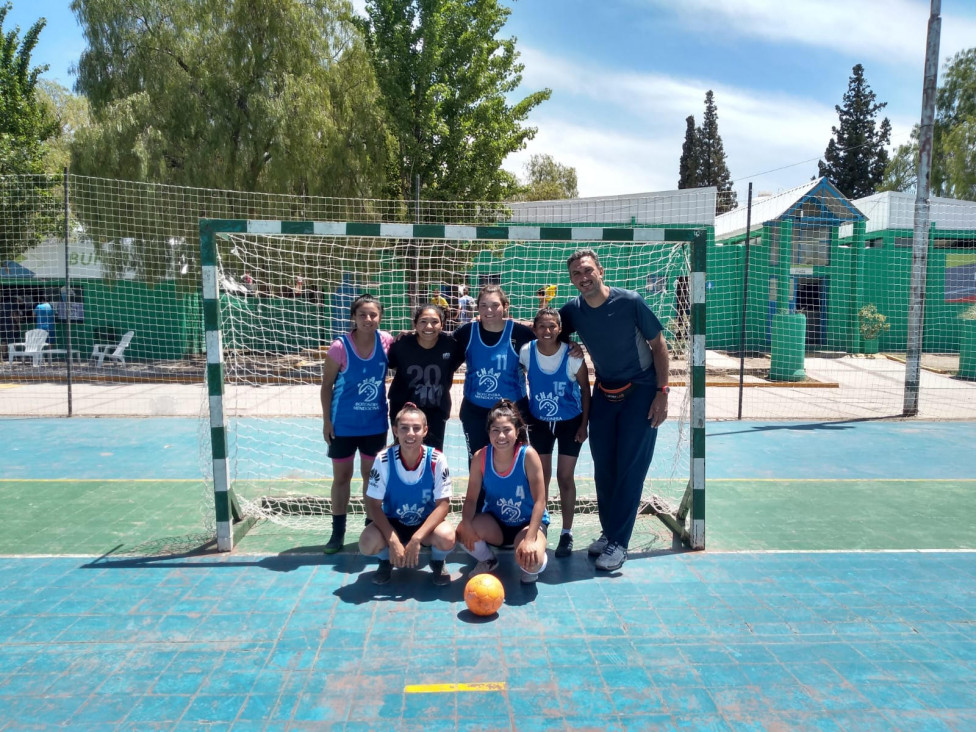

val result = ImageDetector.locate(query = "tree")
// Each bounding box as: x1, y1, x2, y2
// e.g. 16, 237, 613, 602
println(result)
518, 153, 578, 201
685, 91, 737, 214
71, 0, 391, 198
818, 64, 891, 199
357, 0, 551, 204
0, 3, 61, 263
882, 49, 976, 200
69, 0, 395, 281
677, 115, 700, 190
36, 80, 91, 174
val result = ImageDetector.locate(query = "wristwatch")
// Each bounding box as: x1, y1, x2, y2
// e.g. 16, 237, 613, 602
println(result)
657, 385, 670, 395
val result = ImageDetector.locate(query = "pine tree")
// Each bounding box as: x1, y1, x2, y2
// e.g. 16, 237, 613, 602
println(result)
677, 115, 699, 189
818, 64, 891, 199
696, 91, 736, 213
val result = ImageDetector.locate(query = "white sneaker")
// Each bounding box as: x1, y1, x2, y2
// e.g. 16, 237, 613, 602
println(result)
469, 556, 499, 576
588, 534, 609, 557
519, 568, 538, 584
595, 542, 627, 571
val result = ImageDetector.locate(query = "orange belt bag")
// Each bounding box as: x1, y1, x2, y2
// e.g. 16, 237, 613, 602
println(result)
596, 381, 634, 403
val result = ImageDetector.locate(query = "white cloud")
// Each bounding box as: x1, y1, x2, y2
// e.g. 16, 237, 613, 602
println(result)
639, 0, 976, 67
509, 48, 865, 198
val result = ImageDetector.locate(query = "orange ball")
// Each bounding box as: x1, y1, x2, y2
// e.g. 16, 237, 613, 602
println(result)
464, 574, 505, 616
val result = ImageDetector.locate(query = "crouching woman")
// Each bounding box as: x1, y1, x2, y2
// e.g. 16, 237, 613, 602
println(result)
358, 404, 455, 586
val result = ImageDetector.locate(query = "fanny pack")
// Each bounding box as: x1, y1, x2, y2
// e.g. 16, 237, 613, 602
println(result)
596, 381, 634, 403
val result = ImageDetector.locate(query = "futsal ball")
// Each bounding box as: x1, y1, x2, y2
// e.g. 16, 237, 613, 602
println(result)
464, 574, 505, 616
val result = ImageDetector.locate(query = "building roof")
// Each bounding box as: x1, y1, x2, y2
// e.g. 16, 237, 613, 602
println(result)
504, 187, 717, 227
852, 190, 976, 233
715, 177, 864, 240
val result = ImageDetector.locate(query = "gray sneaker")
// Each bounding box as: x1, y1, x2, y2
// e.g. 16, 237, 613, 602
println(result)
595, 542, 627, 571
469, 556, 499, 576
519, 567, 539, 584
587, 534, 609, 557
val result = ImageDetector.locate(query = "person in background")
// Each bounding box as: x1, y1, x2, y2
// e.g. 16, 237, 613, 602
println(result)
34, 300, 55, 345
456, 285, 475, 327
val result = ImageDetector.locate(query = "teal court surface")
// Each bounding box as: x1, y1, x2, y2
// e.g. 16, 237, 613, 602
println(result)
1, 418, 975, 730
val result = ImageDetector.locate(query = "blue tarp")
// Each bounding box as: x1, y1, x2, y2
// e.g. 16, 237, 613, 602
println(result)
0, 261, 36, 278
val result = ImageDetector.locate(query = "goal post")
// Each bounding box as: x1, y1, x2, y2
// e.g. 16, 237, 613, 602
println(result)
200, 216, 709, 552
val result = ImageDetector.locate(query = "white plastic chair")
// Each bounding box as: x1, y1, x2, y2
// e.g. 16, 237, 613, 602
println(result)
8, 329, 50, 366
91, 330, 135, 367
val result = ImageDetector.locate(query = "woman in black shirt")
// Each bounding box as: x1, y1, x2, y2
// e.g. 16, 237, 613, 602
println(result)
387, 304, 465, 451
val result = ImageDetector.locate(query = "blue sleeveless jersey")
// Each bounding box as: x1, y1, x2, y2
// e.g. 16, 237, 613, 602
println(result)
381, 446, 436, 526
331, 332, 388, 436
480, 444, 550, 527
463, 320, 526, 407
527, 343, 582, 422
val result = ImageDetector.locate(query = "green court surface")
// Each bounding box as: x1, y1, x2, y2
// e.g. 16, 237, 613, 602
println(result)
2, 477, 974, 556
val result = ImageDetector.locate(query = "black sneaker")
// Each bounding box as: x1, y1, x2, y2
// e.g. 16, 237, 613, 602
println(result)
429, 559, 450, 586
323, 531, 345, 555
555, 533, 574, 558
372, 559, 392, 585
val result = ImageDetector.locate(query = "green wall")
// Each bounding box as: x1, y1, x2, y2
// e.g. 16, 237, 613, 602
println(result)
2, 278, 202, 361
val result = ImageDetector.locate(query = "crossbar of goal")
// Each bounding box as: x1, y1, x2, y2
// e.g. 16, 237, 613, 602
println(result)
200, 218, 707, 552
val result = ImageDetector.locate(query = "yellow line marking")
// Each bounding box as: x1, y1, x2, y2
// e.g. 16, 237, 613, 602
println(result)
404, 682, 506, 694
0, 384, 20, 390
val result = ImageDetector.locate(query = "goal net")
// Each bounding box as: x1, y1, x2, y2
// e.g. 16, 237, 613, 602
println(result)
201, 190, 713, 552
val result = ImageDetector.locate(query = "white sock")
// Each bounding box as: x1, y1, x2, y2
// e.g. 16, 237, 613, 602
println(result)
526, 551, 549, 575
462, 540, 495, 562
561, 529, 572, 536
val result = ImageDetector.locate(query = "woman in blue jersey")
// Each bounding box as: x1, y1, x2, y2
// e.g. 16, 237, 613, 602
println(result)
387, 304, 464, 452
453, 285, 535, 461
519, 308, 591, 559
320, 294, 394, 554
359, 404, 455, 586
456, 399, 549, 584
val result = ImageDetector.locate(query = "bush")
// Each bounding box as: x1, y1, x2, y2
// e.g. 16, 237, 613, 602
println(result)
858, 304, 890, 341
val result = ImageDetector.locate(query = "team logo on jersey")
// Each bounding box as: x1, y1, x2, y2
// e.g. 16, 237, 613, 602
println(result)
475, 367, 500, 394
495, 497, 524, 524
396, 503, 425, 526
357, 377, 384, 403
534, 392, 560, 419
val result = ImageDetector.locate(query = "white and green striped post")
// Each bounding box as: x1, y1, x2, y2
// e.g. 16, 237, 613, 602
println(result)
689, 229, 707, 549
201, 220, 245, 551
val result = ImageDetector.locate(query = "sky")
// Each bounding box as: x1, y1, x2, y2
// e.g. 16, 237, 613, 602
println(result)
6, 0, 976, 201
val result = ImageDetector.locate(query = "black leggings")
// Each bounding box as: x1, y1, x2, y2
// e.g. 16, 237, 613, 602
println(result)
459, 397, 532, 460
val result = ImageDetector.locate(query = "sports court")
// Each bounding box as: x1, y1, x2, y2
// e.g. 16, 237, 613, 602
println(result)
2, 400, 975, 729
2, 184, 975, 729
